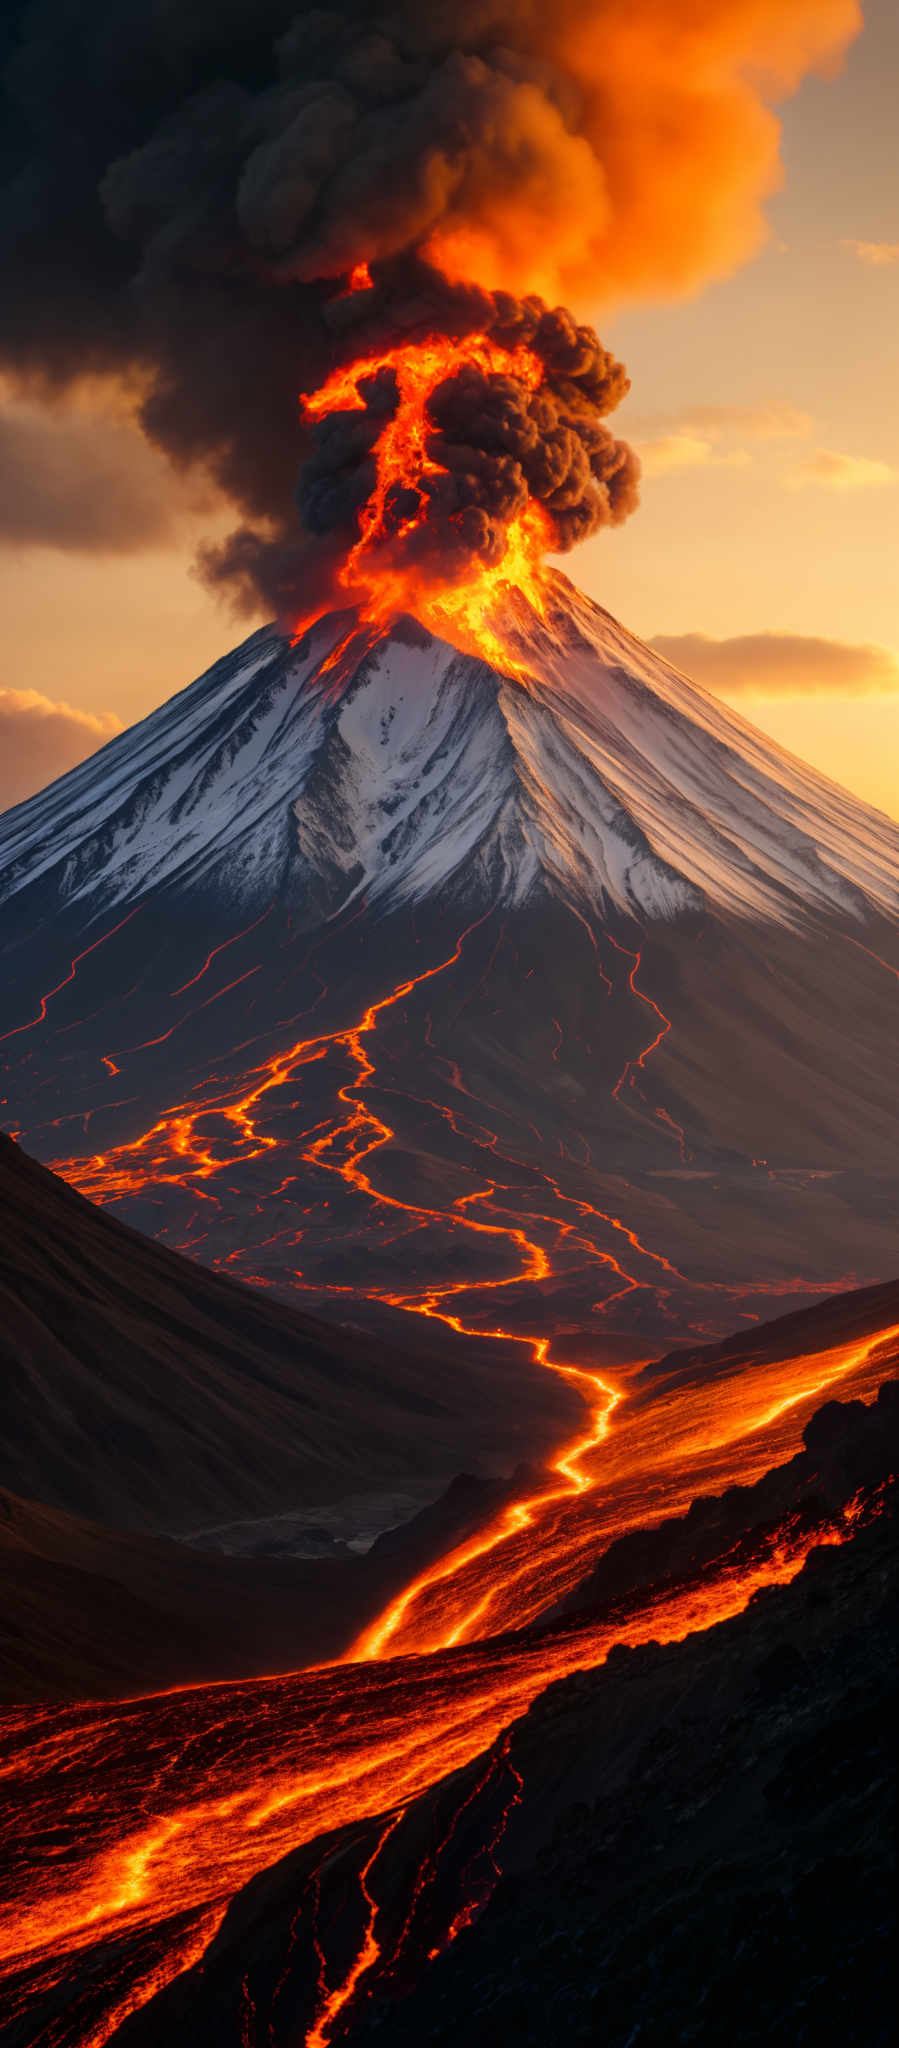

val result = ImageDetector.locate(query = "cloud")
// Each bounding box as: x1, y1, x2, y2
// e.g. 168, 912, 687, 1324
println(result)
0, 389, 219, 554
633, 400, 811, 479
0, 690, 122, 811
841, 238, 899, 267
0, 400, 177, 553
785, 447, 897, 491
651, 631, 899, 698
637, 434, 751, 478
630, 400, 812, 443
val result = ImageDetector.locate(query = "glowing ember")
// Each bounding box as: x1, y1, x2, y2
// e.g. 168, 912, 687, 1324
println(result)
346, 261, 373, 294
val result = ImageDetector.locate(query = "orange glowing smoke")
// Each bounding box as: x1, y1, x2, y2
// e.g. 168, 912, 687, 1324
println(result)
418, 1, 861, 307
299, 333, 552, 666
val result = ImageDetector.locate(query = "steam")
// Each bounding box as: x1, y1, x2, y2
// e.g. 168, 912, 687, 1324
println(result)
0, 2, 859, 617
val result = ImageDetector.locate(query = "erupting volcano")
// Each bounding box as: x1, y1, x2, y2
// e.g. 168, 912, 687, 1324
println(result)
291, 302, 636, 673
297, 330, 552, 662
1, 3, 896, 2045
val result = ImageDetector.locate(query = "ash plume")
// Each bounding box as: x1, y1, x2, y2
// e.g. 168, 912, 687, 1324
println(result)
0, 2, 859, 618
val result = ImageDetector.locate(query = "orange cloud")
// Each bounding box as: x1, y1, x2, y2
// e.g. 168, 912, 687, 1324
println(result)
630, 401, 813, 442
0, 690, 122, 812
633, 398, 814, 477
637, 434, 751, 477
426, 0, 863, 305
841, 238, 899, 266
651, 631, 899, 697
785, 448, 897, 490
0, 1, 864, 625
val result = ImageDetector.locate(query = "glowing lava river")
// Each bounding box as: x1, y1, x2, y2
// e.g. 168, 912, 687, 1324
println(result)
1, 920, 897, 2045
0, 1386, 894, 2048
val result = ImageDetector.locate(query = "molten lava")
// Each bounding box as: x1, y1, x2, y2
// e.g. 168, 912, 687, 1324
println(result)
0, 1456, 892, 2048
297, 333, 552, 671
29, 899, 871, 1664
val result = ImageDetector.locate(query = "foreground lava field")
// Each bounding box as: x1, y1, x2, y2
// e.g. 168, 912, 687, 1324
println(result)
1, 1297, 896, 2047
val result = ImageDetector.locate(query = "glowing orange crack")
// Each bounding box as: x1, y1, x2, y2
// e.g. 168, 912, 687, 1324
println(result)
350, 1348, 620, 1663
0, 907, 140, 1045
305, 1809, 405, 2048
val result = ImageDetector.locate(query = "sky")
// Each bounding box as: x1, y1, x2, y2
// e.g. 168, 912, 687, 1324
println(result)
1, 0, 896, 819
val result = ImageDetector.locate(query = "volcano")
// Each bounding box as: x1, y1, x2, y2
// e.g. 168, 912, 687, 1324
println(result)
4, 574, 896, 929
1, 572, 897, 1493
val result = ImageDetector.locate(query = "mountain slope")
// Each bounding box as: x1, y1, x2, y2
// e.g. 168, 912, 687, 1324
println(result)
0, 573, 897, 1355
0, 1487, 370, 1700
0, 1135, 577, 1535
0, 577, 896, 930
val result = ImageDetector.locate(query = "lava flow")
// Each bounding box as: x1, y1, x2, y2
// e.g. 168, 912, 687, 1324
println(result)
9, 895, 896, 2038
6, 924, 898, 2042
45, 913, 642, 1648
42, 904, 879, 1658
347, 1315, 899, 1661
1, 0, 891, 2033
0, 1424, 893, 2048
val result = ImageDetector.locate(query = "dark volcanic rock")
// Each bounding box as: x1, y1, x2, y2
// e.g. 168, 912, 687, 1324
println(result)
552, 1374, 899, 1622
347, 1507, 897, 2048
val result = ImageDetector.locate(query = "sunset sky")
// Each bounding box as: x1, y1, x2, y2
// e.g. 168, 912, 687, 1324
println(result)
1, 0, 896, 818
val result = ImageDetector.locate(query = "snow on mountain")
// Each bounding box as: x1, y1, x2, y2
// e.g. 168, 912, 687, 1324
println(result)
1, 572, 897, 930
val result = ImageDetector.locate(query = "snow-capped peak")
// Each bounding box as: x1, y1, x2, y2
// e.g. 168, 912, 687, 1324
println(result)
1, 574, 897, 931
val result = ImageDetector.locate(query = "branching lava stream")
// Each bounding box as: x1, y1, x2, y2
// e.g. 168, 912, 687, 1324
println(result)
0, 1430, 892, 2048
45, 909, 876, 1658
4, 914, 895, 2045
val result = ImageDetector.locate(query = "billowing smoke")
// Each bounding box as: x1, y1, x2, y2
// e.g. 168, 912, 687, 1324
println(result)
287, 275, 639, 620
0, 2, 859, 619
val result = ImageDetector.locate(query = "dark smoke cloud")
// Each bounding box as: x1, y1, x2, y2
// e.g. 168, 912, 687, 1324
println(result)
287, 281, 639, 607
1, 4, 855, 618
0, 3, 640, 618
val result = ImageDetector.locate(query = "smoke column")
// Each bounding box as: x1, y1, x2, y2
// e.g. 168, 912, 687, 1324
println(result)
0, 3, 860, 623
